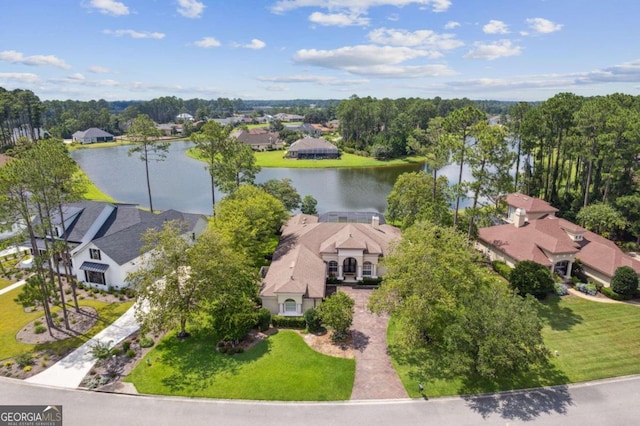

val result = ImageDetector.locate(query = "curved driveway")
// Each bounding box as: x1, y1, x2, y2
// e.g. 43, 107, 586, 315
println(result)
3, 375, 640, 425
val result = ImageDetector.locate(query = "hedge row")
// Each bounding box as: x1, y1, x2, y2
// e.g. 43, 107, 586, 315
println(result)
601, 286, 633, 301
271, 315, 306, 329
492, 260, 512, 280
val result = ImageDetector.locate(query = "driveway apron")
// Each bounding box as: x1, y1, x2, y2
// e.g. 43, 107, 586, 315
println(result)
340, 287, 408, 400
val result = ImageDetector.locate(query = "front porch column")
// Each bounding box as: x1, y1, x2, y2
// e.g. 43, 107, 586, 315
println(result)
338, 264, 344, 280
297, 304, 302, 314
372, 263, 378, 278
566, 261, 573, 278
278, 303, 284, 314
356, 265, 362, 281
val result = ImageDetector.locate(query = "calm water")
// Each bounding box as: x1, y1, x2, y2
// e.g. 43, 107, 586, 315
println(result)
71, 141, 472, 215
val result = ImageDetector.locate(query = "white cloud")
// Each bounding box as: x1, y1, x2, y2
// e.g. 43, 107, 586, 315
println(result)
526, 18, 563, 34
88, 0, 129, 16
309, 12, 369, 26
177, 0, 205, 18
271, 0, 451, 14
368, 28, 464, 52
293, 45, 455, 78
444, 21, 460, 29
387, 13, 399, 22
257, 74, 369, 85
88, 65, 111, 74
194, 37, 221, 48
0, 72, 39, 83
0, 50, 71, 69
483, 19, 509, 34
464, 39, 522, 60
238, 39, 267, 50
103, 29, 165, 39
68, 73, 86, 80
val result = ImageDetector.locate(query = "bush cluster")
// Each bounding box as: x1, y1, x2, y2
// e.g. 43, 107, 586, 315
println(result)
601, 286, 632, 301
304, 307, 322, 332
271, 315, 306, 329
554, 283, 569, 296
256, 308, 272, 332
575, 282, 598, 296
492, 261, 512, 280
139, 337, 154, 348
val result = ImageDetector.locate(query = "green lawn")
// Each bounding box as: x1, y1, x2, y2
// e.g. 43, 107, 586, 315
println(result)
75, 169, 116, 203
125, 330, 355, 400
389, 295, 640, 398
186, 146, 425, 169
0, 286, 132, 360
0, 277, 14, 291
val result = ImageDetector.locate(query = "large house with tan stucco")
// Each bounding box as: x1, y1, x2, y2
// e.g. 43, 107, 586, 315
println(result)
260, 213, 400, 316
476, 193, 640, 286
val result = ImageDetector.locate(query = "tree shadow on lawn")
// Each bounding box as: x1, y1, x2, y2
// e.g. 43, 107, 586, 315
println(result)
537, 296, 583, 331
158, 331, 272, 393
391, 345, 573, 422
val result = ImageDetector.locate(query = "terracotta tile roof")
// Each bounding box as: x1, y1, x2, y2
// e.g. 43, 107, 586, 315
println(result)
261, 214, 400, 298
506, 193, 558, 214
478, 215, 640, 278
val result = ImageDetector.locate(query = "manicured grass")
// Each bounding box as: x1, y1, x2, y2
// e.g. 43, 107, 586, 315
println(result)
186, 146, 425, 169
389, 295, 640, 398
74, 169, 116, 203
0, 277, 14, 290
67, 137, 189, 152
0, 286, 132, 360
125, 330, 355, 400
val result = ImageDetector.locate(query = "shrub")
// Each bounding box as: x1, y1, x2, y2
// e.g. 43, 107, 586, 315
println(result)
576, 283, 598, 296
34, 320, 42, 327
23, 365, 32, 372
139, 337, 154, 348
256, 308, 271, 332
304, 307, 323, 332
509, 260, 555, 299
121, 341, 131, 352
235, 347, 244, 354
492, 260, 512, 280
271, 315, 306, 329
34, 325, 47, 334
554, 283, 569, 296
359, 277, 383, 285
15, 353, 33, 367
89, 340, 113, 360
611, 266, 639, 297
64, 288, 72, 295
110, 347, 122, 356
601, 286, 631, 301
3, 361, 14, 368
126, 349, 136, 358
218, 346, 228, 354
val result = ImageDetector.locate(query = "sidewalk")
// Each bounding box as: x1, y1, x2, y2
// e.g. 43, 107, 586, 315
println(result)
0, 279, 26, 296
26, 304, 140, 388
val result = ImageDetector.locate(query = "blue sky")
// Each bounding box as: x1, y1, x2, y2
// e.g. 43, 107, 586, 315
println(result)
1, 0, 639, 101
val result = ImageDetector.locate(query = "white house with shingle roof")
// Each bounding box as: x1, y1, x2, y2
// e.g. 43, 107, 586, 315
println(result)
72, 128, 114, 144
260, 214, 400, 316
33, 201, 207, 290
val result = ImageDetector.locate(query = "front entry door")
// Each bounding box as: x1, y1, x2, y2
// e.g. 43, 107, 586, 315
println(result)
343, 258, 357, 274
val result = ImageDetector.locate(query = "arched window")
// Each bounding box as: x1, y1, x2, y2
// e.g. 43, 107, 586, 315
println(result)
284, 299, 297, 313
363, 262, 372, 276
328, 261, 338, 276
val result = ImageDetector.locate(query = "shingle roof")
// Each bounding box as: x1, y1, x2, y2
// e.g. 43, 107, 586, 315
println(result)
73, 128, 114, 139
230, 129, 282, 147
261, 214, 400, 298
506, 193, 558, 214
288, 136, 337, 152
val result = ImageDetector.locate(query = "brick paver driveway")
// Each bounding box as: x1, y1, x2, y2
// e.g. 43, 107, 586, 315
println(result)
340, 286, 409, 400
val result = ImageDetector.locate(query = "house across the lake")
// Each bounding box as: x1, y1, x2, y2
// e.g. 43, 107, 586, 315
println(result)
286, 136, 339, 160
33, 201, 207, 290
476, 193, 640, 286
260, 213, 400, 316
72, 128, 114, 144
230, 128, 284, 151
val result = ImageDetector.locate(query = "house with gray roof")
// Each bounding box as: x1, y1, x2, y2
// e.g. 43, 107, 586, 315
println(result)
72, 128, 114, 144
260, 213, 399, 316
286, 136, 339, 159
34, 201, 207, 290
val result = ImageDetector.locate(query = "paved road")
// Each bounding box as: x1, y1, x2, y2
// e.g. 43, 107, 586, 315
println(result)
341, 287, 408, 400
3, 375, 640, 425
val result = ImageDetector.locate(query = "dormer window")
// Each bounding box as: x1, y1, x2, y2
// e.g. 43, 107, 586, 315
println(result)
89, 248, 101, 260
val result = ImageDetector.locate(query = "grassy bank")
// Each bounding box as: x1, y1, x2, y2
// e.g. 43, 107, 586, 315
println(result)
389, 295, 640, 397
187, 146, 425, 169
67, 137, 190, 152
75, 169, 116, 203
126, 330, 355, 400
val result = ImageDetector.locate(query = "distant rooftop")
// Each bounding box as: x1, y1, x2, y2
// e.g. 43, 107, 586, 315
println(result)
318, 212, 386, 224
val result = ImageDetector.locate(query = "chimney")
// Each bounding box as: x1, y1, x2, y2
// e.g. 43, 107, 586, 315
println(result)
514, 208, 526, 228
372, 215, 380, 230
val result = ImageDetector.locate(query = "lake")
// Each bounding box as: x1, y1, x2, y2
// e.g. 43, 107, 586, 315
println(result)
71, 141, 473, 215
